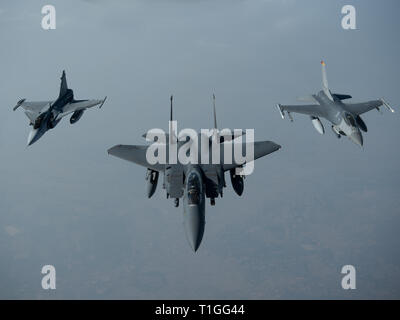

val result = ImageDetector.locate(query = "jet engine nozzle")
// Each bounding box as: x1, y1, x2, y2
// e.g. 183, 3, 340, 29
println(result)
70, 110, 85, 124
230, 169, 244, 196
145, 169, 159, 198
310, 116, 325, 135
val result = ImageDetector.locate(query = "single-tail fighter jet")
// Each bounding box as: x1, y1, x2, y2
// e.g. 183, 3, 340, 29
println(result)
13, 70, 107, 146
108, 95, 281, 252
276, 61, 394, 147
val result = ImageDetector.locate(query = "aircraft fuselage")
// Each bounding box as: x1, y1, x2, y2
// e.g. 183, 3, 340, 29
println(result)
182, 165, 206, 252
27, 91, 73, 146
313, 90, 363, 146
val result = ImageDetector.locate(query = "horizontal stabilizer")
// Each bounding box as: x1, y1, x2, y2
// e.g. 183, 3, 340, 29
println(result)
222, 141, 281, 172
333, 93, 352, 101
208, 129, 246, 143
142, 130, 246, 143
107, 144, 165, 172
218, 129, 246, 143
142, 132, 170, 143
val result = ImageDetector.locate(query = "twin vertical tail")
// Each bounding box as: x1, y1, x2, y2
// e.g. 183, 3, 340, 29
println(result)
212, 93, 219, 142
170, 95, 173, 122
213, 94, 217, 130
169, 95, 177, 144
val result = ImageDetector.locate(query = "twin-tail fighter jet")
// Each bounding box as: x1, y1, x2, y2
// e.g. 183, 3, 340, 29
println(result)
107, 95, 281, 252
13, 70, 107, 146
276, 61, 394, 147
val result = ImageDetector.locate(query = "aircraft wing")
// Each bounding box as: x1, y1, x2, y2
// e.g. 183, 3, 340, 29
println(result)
142, 131, 245, 144
108, 141, 280, 173
343, 100, 384, 115
277, 104, 326, 119
13, 100, 53, 123
57, 97, 106, 119
107, 144, 165, 172
222, 141, 281, 172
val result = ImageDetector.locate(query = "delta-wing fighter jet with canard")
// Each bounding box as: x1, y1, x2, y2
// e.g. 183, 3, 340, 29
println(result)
107, 95, 281, 252
276, 61, 395, 147
13, 70, 107, 146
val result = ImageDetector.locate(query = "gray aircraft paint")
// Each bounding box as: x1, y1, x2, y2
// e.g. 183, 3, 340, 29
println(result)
277, 61, 394, 147
13, 70, 106, 146
108, 96, 281, 251
1, 0, 399, 300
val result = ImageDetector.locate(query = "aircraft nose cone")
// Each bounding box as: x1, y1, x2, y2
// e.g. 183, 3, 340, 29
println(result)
184, 205, 205, 252
350, 131, 363, 147
27, 129, 39, 146
27, 126, 46, 146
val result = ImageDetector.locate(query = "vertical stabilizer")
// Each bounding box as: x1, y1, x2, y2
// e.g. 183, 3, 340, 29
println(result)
211, 93, 220, 142
59, 70, 68, 98
213, 94, 217, 129
321, 61, 334, 101
169, 95, 177, 144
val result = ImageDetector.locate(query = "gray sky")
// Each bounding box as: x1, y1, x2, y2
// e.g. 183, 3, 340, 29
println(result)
0, 0, 399, 299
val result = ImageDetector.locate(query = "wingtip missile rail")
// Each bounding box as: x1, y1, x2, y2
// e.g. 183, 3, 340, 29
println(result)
380, 98, 395, 113
13, 98, 26, 111
276, 104, 285, 119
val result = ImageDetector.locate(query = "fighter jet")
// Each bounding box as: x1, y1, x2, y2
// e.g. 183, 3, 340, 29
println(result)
276, 61, 394, 147
107, 95, 281, 252
13, 70, 107, 146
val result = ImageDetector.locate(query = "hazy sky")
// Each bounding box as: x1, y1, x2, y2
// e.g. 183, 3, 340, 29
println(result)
0, 0, 399, 299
